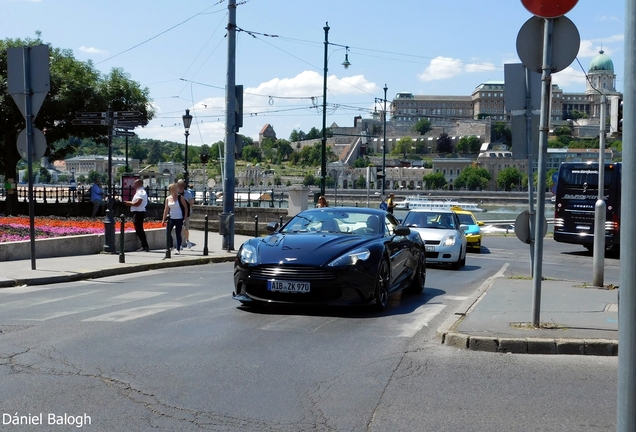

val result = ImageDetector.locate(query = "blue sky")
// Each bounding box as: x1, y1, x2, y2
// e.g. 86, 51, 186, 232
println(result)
2, 0, 625, 146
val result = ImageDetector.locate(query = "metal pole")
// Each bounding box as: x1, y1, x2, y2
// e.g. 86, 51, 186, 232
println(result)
320, 22, 330, 197
618, 0, 636, 426
125, 135, 129, 172
184, 130, 189, 186
382, 84, 388, 195
525, 67, 536, 276
531, 18, 553, 328
592, 93, 607, 287
203, 214, 209, 256
223, 0, 237, 251
22, 47, 36, 270
119, 214, 125, 263
366, 166, 370, 207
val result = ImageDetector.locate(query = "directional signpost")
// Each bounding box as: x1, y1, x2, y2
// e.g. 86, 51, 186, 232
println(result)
73, 109, 143, 252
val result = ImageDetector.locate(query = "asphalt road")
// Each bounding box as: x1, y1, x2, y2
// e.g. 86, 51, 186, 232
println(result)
0, 237, 618, 431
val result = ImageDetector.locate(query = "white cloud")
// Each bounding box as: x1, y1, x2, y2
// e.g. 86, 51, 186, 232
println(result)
418, 56, 497, 82
598, 15, 620, 22
578, 35, 623, 57
78, 46, 108, 55
552, 66, 587, 89
245, 70, 378, 98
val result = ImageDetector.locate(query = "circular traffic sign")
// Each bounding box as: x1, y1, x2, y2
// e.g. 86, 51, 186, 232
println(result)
516, 16, 580, 73
521, 0, 578, 18
16, 127, 47, 161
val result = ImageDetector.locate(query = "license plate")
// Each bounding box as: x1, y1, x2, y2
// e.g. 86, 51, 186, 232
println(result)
267, 280, 311, 293
425, 246, 435, 252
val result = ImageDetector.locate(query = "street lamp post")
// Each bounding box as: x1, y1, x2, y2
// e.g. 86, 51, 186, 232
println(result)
382, 85, 388, 195
182, 109, 193, 186
320, 22, 350, 196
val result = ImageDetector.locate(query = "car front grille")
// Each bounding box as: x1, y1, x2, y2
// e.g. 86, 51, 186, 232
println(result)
424, 240, 441, 246
249, 266, 336, 281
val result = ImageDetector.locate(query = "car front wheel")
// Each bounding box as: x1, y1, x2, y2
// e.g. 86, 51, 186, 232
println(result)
408, 252, 426, 293
374, 259, 390, 311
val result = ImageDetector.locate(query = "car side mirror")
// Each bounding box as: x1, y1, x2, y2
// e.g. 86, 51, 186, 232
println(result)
459, 224, 469, 232
477, 221, 484, 226
266, 222, 279, 233
394, 225, 411, 236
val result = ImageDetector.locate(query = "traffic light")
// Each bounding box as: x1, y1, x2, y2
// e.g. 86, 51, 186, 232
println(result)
200, 153, 210, 164
376, 168, 385, 181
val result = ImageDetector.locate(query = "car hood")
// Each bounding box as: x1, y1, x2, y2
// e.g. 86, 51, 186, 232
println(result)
250, 232, 375, 266
410, 227, 459, 241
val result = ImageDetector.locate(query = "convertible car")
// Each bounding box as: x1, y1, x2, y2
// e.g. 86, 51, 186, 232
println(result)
233, 207, 426, 310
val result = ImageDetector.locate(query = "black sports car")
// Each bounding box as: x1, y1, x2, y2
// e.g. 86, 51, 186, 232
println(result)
233, 207, 426, 310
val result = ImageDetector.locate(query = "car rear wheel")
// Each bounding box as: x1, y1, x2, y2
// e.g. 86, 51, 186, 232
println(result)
408, 252, 426, 293
374, 259, 390, 311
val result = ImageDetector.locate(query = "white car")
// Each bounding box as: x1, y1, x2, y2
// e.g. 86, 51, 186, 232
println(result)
402, 209, 468, 270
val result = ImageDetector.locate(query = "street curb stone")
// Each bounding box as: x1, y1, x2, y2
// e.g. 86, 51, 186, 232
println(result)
440, 331, 618, 356
0, 254, 236, 288
498, 338, 528, 354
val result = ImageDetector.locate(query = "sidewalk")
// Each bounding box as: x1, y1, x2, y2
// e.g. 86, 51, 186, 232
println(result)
438, 277, 619, 356
0, 229, 253, 288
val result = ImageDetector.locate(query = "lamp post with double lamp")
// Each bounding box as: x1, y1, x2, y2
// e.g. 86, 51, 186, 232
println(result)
182, 109, 193, 186
320, 22, 351, 196
70, 168, 76, 203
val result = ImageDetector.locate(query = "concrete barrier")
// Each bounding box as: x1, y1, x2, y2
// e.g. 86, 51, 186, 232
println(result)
0, 228, 166, 261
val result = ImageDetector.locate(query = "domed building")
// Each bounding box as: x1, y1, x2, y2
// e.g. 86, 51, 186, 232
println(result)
587, 50, 616, 93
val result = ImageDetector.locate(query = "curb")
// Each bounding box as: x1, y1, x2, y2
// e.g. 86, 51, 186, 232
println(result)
440, 332, 618, 356
0, 254, 236, 288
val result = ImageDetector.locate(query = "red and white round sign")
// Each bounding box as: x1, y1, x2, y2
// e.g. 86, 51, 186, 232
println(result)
521, 0, 578, 18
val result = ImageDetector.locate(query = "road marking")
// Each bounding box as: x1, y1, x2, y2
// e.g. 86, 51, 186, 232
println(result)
441, 295, 469, 301
17, 291, 166, 321
393, 303, 447, 337
83, 293, 226, 322
0, 290, 100, 310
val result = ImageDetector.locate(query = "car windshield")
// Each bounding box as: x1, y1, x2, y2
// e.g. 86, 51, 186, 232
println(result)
457, 213, 476, 225
281, 210, 383, 235
404, 211, 457, 229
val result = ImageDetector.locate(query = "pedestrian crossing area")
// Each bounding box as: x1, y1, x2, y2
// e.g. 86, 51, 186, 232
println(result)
0, 283, 466, 337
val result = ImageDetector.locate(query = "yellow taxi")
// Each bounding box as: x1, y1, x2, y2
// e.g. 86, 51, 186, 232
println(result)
451, 207, 483, 252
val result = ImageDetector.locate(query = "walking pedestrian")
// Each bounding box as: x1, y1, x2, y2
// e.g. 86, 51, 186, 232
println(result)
90, 179, 105, 217
124, 179, 149, 252
162, 183, 188, 255
177, 179, 195, 250
386, 193, 396, 214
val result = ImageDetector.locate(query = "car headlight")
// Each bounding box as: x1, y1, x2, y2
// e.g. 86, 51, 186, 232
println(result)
239, 244, 258, 264
328, 248, 371, 267
443, 235, 457, 246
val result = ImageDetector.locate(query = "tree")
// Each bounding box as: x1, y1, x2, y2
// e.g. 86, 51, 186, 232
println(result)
493, 122, 512, 144
147, 140, 163, 164
423, 172, 447, 189
303, 174, 316, 186
436, 133, 453, 154
276, 139, 294, 161
456, 136, 481, 153
392, 136, 415, 158
353, 157, 366, 168
454, 167, 491, 191
306, 127, 321, 140
273, 175, 282, 186
241, 145, 262, 162
0, 36, 154, 214
412, 118, 432, 136
325, 175, 335, 188
38, 166, 51, 183
355, 175, 366, 189
497, 167, 525, 191
129, 143, 148, 162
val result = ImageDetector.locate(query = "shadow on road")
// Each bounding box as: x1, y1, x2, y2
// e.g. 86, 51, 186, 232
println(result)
237, 287, 447, 319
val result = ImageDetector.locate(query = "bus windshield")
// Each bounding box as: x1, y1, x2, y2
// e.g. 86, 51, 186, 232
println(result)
559, 166, 614, 191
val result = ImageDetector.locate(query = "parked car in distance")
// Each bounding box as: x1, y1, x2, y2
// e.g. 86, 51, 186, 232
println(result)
233, 207, 426, 311
452, 207, 483, 252
402, 209, 468, 270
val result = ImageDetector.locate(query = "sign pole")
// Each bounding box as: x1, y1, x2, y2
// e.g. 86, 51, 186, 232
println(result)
618, 0, 636, 427
592, 92, 607, 286
525, 67, 536, 276
223, 0, 237, 251
531, 18, 553, 328
23, 47, 37, 270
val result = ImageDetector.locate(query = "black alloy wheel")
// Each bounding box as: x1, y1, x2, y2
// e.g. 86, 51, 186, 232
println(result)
409, 252, 426, 293
374, 259, 390, 311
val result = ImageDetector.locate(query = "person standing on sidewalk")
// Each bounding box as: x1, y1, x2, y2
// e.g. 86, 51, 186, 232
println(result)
162, 183, 188, 255
90, 179, 105, 217
124, 179, 149, 252
177, 179, 195, 250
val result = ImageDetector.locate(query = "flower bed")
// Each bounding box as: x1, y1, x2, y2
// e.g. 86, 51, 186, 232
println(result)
0, 216, 163, 243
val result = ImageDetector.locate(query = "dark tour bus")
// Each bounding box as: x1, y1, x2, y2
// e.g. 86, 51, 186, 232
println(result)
553, 162, 621, 251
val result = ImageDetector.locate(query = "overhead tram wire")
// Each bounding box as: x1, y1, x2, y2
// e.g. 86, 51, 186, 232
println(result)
95, 3, 226, 65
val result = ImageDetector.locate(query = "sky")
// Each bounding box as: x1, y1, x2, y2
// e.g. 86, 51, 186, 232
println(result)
1, 0, 626, 147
